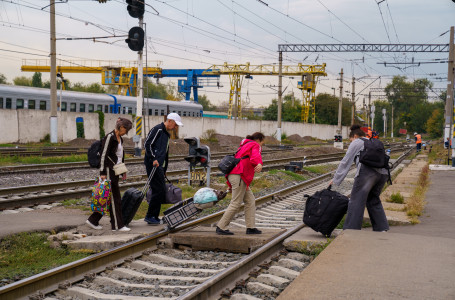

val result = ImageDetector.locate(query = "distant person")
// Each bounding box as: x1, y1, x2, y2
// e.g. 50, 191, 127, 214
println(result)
143, 113, 183, 225
414, 132, 422, 152
444, 138, 450, 149
328, 124, 389, 232
216, 132, 265, 235
86, 117, 133, 232
367, 127, 373, 139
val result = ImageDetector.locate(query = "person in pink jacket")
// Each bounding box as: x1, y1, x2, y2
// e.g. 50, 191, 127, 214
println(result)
216, 132, 265, 235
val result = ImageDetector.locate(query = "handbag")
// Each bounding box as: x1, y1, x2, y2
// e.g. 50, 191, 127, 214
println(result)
90, 177, 112, 215
218, 141, 253, 175
113, 162, 128, 175
164, 176, 182, 204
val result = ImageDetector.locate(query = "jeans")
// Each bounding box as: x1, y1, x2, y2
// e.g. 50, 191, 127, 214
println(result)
344, 165, 390, 231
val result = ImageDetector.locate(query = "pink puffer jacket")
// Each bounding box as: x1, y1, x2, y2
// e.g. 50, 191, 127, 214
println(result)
226, 139, 263, 188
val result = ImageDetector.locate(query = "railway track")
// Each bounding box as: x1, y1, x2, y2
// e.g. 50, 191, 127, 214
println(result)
0, 147, 413, 300
0, 153, 345, 210
0, 149, 285, 175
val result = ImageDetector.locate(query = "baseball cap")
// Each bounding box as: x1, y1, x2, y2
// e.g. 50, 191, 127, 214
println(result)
414, 132, 417, 135
167, 113, 183, 126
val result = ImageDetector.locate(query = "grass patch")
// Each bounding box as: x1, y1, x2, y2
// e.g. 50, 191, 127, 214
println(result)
61, 198, 91, 211
405, 164, 430, 223
0, 232, 92, 285
388, 192, 404, 204
427, 142, 447, 164
0, 154, 88, 166
303, 164, 337, 174
0, 144, 16, 147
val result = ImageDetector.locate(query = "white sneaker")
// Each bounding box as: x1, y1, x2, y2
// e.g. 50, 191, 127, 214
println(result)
118, 226, 131, 232
86, 220, 102, 230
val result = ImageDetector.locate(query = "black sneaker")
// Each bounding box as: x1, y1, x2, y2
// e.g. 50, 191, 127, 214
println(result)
216, 226, 234, 235
246, 228, 262, 234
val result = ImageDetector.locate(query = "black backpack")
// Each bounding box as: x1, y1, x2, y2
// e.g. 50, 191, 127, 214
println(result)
359, 138, 392, 184
87, 140, 102, 168
218, 141, 252, 175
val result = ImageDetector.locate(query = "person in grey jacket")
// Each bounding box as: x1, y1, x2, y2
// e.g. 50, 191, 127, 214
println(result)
329, 124, 389, 231
143, 113, 183, 225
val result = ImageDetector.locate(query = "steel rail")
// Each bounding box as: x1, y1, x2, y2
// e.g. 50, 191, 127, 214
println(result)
0, 149, 286, 174
0, 153, 343, 198
0, 171, 333, 300
178, 224, 305, 300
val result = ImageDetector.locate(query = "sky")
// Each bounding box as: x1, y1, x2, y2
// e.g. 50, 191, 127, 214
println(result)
0, 0, 454, 108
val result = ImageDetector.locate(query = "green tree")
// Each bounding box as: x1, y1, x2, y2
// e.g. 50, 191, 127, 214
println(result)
0, 73, 7, 84
13, 76, 32, 86
425, 108, 444, 138
31, 72, 43, 87
313, 93, 351, 125
198, 94, 216, 111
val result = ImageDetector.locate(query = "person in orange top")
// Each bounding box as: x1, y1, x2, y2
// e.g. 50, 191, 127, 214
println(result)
367, 127, 373, 139
414, 132, 422, 152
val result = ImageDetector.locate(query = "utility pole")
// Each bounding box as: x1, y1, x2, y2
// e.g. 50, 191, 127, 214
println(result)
445, 26, 455, 165
351, 77, 355, 124
277, 51, 283, 142
134, 16, 144, 157
391, 105, 394, 138
50, 0, 58, 143
337, 69, 343, 135
368, 91, 371, 128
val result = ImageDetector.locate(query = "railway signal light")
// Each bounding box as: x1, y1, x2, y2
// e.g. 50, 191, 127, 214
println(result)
126, 0, 145, 18
195, 145, 210, 167
184, 137, 200, 166
125, 26, 144, 51
334, 135, 342, 142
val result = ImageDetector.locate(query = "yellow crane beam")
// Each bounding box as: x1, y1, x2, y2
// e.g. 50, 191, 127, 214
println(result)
203, 62, 327, 76
203, 62, 327, 119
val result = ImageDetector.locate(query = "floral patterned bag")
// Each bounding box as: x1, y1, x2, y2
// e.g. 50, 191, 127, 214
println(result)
90, 178, 111, 215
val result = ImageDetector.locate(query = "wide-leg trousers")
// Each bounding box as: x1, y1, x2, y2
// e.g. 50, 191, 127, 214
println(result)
343, 166, 390, 231
217, 174, 256, 230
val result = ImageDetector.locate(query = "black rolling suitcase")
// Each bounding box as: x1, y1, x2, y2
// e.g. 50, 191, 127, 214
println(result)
303, 185, 349, 237
121, 167, 156, 226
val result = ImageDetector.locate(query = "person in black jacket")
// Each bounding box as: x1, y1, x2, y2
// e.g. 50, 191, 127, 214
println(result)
144, 113, 183, 225
86, 117, 133, 232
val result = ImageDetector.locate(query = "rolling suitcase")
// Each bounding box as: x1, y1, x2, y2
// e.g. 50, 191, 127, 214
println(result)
162, 198, 200, 229
303, 185, 349, 237
121, 167, 156, 226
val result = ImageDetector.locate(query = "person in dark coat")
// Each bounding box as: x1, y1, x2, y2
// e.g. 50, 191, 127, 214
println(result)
143, 113, 183, 225
86, 117, 133, 232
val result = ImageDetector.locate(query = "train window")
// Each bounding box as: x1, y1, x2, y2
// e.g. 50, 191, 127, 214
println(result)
61, 102, 67, 111
29, 100, 35, 110
70, 103, 76, 112
16, 99, 24, 109
88, 104, 94, 112
6, 98, 12, 109
105, 105, 108, 113
183, 111, 186, 116
0, 98, 3, 109
155, 109, 159, 116
161, 109, 164, 116
96, 105, 102, 111
192, 112, 195, 117
128, 107, 132, 114
148, 109, 152, 115
178, 111, 181, 116
80, 103, 86, 112
39, 100, 46, 110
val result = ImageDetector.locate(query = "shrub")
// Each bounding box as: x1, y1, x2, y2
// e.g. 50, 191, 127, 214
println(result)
201, 129, 218, 142
388, 192, 404, 204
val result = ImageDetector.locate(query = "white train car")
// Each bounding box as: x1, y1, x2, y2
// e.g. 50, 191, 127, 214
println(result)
0, 84, 203, 117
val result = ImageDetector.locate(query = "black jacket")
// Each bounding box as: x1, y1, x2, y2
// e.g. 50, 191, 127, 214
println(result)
99, 130, 124, 176
144, 122, 170, 172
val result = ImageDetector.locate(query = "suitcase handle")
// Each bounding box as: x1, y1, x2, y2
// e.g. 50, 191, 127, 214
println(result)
141, 167, 157, 195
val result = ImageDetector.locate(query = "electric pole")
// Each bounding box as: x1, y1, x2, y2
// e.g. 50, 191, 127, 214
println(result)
50, 0, 58, 143
445, 26, 455, 165
277, 51, 283, 142
337, 69, 343, 135
351, 77, 355, 125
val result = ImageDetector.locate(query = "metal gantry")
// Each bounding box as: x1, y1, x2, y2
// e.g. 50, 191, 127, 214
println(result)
278, 44, 450, 53
203, 62, 327, 119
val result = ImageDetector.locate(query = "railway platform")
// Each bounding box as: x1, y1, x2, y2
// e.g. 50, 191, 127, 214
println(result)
277, 168, 455, 300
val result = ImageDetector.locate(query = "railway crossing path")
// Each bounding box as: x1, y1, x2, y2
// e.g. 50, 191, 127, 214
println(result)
278, 168, 455, 300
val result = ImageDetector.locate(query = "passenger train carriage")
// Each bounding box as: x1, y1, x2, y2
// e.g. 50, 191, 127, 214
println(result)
0, 84, 203, 117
